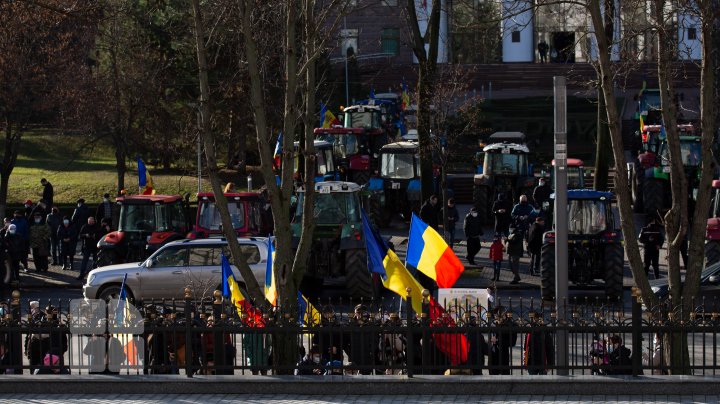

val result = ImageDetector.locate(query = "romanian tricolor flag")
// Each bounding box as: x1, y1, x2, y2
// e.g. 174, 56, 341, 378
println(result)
401, 79, 410, 111
639, 114, 645, 134
137, 157, 155, 195
362, 211, 467, 365
406, 213, 464, 289
320, 102, 339, 129
273, 133, 283, 170
264, 236, 277, 306
221, 253, 264, 326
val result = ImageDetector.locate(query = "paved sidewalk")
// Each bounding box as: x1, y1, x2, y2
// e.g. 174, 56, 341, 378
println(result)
1, 394, 717, 403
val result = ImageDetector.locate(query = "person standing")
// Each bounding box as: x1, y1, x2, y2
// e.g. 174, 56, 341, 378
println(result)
488, 306, 517, 375
46, 207, 62, 266
3, 224, 24, 281
511, 195, 535, 237
29, 212, 51, 273
95, 193, 114, 229
489, 234, 505, 282
443, 198, 459, 248
78, 217, 102, 280
463, 207, 483, 265
10, 210, 29, 271
532, 178, 552, 209
527, 217, 546, 276
23, 200, 34, 218
58, 217, 77, 271
72, 198, 90, 229
639, 215, 664, 279
523, 311, 554, 375
491, 193, 512, 237
537, 39, 549, 63
506, 227, 523, 284
419, 195, 440, 230
40, 178, 54, 209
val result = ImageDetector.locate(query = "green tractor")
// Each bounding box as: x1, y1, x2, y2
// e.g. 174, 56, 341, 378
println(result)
540, 190, 624, 302
473, 132, 536, 224
291, 181, 372, 299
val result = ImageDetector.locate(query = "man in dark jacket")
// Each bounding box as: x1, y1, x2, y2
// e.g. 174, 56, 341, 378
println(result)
532, 178, 552, 209
506, 227, 523, 284
72, 198, 91, 229
491, 193, 512, 237
511, 195, 535, 236
419, 195, 440, 230
95, 193, 114, 229
3, 224, 24, 281
40, 178, 54, 208
527, 217, 546, 276
10, 210, 29, 271
606, 334, 632, 375
463, 207, 483, 265
639, 215, 664, 279
488, 306, 516, 375
523, 311, 554, 375
58, 217, 77, 271
443, 198, 459, 247
78, 216, 102, 280
46, 207, 62, 266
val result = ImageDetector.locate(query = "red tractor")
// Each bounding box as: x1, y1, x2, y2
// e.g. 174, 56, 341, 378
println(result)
188, 192, 266, 239
97, 194, 190, 266
313, 103, 391, 185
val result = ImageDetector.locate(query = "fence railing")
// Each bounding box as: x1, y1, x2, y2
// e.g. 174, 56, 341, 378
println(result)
2, 289, 720, 376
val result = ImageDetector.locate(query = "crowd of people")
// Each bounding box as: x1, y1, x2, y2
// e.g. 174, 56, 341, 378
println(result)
0, 178, 115, 293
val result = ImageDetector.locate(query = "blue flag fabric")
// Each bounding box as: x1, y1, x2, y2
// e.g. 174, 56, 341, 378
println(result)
361, 209, 388, 278
115, 273, 129, 326
319, 103, 328, 127
137, 157, 147, 188
221, 253, 233, 298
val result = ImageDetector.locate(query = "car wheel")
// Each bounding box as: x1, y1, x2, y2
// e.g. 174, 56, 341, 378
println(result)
98, 284, 134, 302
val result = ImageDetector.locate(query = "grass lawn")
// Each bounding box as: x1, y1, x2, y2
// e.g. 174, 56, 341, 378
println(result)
10, 130, 211, 205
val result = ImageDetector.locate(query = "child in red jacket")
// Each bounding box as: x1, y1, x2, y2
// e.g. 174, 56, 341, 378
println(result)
489, 233, 505, 281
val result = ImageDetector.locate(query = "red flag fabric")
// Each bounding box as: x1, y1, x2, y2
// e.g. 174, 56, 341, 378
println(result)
429, 297, 468, 366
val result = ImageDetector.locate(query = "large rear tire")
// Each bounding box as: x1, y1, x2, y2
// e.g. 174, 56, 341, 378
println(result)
368, 195, 387, 228
603, 243, 624, 303
631, 169, 643, 213
706, 240, 720, 267
643, 178, 664, 217
345, 249, 372, 299
473, 185, 490, 224
540, 243, 556, 301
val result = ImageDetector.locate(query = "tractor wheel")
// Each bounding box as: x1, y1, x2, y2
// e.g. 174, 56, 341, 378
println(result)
705, 240, 720, 267
352, 170, 370, 185
643, 178, 664, 217
603, 243, 624, 303
97, 250, 118, 267
540, 243, 556, 301
345, 249, 373, 299
473, 185, 490, 224
368, 195, 387, 228
631, 169, 643, 213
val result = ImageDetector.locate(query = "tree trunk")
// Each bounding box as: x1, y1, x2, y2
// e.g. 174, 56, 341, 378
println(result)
594, 82, 610, 190
0, 122, 20, 220
191, 0, 264, 303
114, 134, 126, 194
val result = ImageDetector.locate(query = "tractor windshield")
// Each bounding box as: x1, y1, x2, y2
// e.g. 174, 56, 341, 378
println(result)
317, 147, 335, 175
118, 204, 156, 232
381, 152, 416, 179
659, 140, 701, 166
344, 110, 381, 129
484, 152, 528, 176
567, 199, 607, 235
316, 133, 358, 158
295, 192, 360, 224
568, 167, 583, 189
198, 201, 245, 230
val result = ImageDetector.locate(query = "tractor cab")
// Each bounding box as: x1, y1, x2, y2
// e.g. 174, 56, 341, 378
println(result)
293, 140, 337, 183
98, 194, 190, 266
191, 192, 263, 239
551, 158, 585, 190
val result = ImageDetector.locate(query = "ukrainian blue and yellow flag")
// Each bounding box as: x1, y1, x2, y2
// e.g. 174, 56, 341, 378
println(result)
406, 213, 464, 289
222, 253, 264, 326
264, 237, 277, 306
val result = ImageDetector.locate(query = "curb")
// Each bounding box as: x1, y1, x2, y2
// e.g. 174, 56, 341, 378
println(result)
0, 375, 719, 395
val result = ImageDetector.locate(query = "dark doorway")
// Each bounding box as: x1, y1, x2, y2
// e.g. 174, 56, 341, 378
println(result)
551, 32, 575, 63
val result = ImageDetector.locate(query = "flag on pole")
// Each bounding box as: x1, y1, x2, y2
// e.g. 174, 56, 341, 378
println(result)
221, 253, 264, 326
264, 236, 277, 306
406, 213, 464, 289
273, 133, 283, 169
321, 104, 339, 129
113, 273, 139, 366
639, 114, 645, 133
137, 158, 155, 195
401, 79, 410, 111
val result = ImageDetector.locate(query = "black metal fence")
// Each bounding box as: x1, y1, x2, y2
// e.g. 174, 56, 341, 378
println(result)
2, 289, 720, 376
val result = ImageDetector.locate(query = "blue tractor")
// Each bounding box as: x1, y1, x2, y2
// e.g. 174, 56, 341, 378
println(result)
540, 190, 624, 302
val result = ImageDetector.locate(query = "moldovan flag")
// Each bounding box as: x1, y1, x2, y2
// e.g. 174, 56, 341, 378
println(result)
297, 291, 321, 326
401, 79, 410, 111
320, 102, 339, 129
362, 211, 467, 365
221, 253, 264, 326
264, 236, 277, 306
114, 274, 139, 366
639, 114, 645, 133
406, 213, 464, 289
137, 157, 155, 195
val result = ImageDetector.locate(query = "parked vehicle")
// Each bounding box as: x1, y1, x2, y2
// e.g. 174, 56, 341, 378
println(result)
292, 181, 372, 299
550, 158, 585, 190
650, 261, 720, 304
189, 192, 263, 239
540, 190, 624, 302
85, 237, 269, 302
97, 194, 190, 267
473, 132, 536, 224
706, 180, 720, 267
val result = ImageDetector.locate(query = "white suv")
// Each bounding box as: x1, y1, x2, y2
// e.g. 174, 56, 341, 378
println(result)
83, 237, 269, 301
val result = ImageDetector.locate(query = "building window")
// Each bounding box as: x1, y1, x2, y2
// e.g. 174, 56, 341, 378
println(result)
341, 29, 359, 56
381, 28, 399, 55
687, 27, 697, 40
382, 0, 398, 5
511, 30, 521, 43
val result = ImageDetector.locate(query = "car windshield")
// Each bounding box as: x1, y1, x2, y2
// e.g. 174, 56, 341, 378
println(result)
198, 201, 245, 230
344, 110, 381, 129
660, 140, 701, 166
484, 152, 528, 176
567, 199, 607, 235
294, 192, 360, 224
119, 204, 156, 232
381, 152, 415, 179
